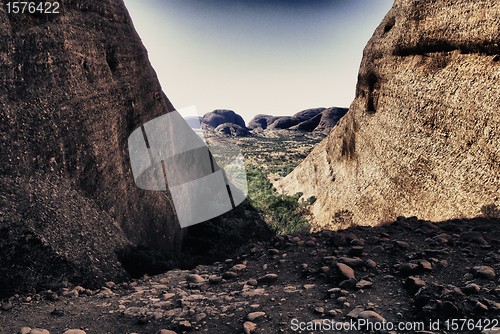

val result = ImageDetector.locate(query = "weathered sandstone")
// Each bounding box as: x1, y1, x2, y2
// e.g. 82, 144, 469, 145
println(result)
276, 0, 500, 231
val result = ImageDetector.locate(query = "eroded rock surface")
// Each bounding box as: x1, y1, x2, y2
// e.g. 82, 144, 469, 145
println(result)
277, 0, 500, 231
0, 0, 185, 295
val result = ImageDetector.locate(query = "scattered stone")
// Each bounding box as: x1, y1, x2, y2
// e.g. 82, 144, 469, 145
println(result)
399, 263, 419, 276
257, 274, 278, 284
156, 330, 177, 334
339, 257, 364, 268
337, 263, 356, 280
358, 311, 386, 323
365, 259, 377, 269
306, 240, 316, 247
209, 275, 222, 284
247, 279, 258, 286
314, 307, 324, 314
222, 271, 238, 280
417, 259, 433, 271
347, 306, 365, 318
231, 264, 247, 271
404, 277, 426, 293
472, 266, 496, 280
356, 280, 373, 289
178, 320, 192, 331
247, 311, 266, 321
349, 246, 364, 256
463, 283, 481, 295
268, 249, 280, 255
339, 278, 357, 290
395, 241, 410, 249
187, 274, 205, 283
29, 330, 50, 334
303, 284, 316, 290
62, 330, 86, 334
243, 321, 257, 334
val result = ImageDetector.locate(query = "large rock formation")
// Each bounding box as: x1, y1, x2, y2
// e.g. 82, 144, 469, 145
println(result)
276, 0, 500, 231
248, 107, 347, 133
247, 114, 281, 130
313, 107, 349, 134
0, 0, 185, 292
201, 109, 247, 130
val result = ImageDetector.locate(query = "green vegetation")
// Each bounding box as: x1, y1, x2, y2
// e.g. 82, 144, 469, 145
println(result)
245, 164, 312, 235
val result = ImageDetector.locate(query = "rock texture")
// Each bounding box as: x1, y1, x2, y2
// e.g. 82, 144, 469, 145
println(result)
3, 216, 500, 333
247, 114, 281, 130
0, 0, 185, 293
215, 122, 249, 137
248, 107, 347, 133
276, 0, 500, 231
201, 109, 246, 130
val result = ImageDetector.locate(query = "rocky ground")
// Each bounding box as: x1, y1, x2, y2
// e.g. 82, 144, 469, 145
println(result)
2, 215, 500, 334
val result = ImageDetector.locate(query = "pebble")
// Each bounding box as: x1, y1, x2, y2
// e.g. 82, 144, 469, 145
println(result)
358, 310, 386, 322
209, 275, 222, 284
243, 321, 257, 334
247, 311, 265, 321
187, 274, 205, 283
356, 280, 372, 289
336, 263, 355, 280
222, 271, 238, 280
156, 330, 177, 334
339, 257, 364, 268
62, 330, 86, 334
28, 330, 50, 334
472, 266, 496, 280
257, 274, 278, 284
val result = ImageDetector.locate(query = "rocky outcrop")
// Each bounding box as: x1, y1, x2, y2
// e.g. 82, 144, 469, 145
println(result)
215, 123, 249, 137
267, 108, 325, 130
248, 107, 346, 133
313, 107, 349, 134
0, 0, 185, 292
276, 0, 500, 231
201, 110, 246, 130
247, 114, 281, 130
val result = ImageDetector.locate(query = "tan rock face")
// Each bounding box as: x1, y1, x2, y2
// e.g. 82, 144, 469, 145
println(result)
276, 0, 500, 231
0, 1, 184, 252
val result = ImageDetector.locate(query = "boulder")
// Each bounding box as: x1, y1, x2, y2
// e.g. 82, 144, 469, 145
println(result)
276, 0, 500, 231
201, 109, 246, 129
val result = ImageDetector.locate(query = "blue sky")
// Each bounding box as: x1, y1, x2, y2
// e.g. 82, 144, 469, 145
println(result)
122, 0, 394, 124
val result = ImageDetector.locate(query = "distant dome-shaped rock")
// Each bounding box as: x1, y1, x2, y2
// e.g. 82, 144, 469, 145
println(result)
215, 123, 249, 137
276, 0, 500, 231
247, 114, 281, 130
314, 107, 349, 134
201, 110, 246, 129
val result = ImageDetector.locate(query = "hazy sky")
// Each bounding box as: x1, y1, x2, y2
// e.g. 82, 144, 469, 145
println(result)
122, 0, 394, 124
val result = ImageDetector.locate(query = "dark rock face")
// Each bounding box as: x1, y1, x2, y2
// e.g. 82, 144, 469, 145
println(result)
247, 114, 281, 130
201, 109, 246, 130
248, 107, 346, 133
314, 107, 349, 134
0, 0, 185, 292
215, 123, 249, 137
277, 0, 500, 231
268, 108, 325, 130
